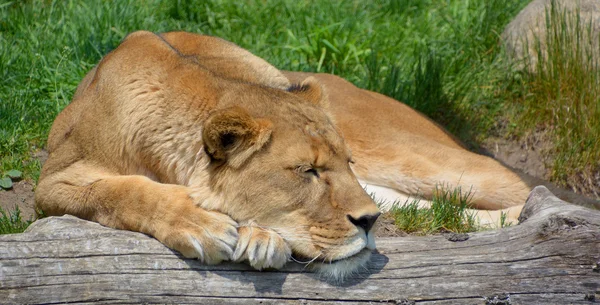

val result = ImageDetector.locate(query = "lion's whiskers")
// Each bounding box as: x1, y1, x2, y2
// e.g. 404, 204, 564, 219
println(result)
290, 253, 321, 266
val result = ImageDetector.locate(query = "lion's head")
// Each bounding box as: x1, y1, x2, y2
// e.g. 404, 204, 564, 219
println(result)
195, 77, 380, 278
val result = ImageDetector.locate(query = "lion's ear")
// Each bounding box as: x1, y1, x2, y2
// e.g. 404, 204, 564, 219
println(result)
287, 76, 329, 109
203, 106, 272, 168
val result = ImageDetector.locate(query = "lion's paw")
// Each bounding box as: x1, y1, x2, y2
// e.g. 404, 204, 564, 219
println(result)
160, 209, 238, 265
232, 225, 291, 270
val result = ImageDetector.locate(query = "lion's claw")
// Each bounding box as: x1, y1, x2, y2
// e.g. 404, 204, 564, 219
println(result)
233, 225, 291, 270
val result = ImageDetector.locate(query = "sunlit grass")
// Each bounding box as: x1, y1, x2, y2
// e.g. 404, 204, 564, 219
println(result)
386, 185, 479, 235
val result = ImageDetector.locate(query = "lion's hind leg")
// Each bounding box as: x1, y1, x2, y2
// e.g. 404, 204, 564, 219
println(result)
469, 204, 524, 228
359, 180, 432, 211
350, 139, 534, 228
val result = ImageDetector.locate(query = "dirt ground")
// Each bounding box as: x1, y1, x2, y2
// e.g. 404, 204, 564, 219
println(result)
0, 150, 47, 221
375, 213, 408, 238
0, 180, 37, 220
478, 131, 552, 181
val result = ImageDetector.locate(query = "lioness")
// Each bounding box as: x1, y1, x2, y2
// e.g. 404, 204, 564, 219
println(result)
36, 31, 380, 279
36, 31, 597, 280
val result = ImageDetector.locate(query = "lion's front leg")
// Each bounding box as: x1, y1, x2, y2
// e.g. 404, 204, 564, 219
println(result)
232, 222, 291, 270
35, 163, 238, 265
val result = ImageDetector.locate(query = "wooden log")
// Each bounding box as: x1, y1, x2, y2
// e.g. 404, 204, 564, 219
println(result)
1, 186, 599, 304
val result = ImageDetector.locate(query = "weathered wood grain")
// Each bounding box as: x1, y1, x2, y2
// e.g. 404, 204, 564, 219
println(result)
1, 186, 599, 304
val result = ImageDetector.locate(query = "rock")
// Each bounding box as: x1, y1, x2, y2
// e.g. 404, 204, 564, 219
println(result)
502, 0, 600, 71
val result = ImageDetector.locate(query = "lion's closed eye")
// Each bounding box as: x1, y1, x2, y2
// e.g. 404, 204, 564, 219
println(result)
295, 165, 320, 179
303, 167, 320, 178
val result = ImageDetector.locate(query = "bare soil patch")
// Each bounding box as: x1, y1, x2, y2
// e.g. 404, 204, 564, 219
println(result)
0, 180, 37, 221
375, 213, 407, 238
0, 149, 47, 221
479, 129, 600, 198
479, 130, 552, 180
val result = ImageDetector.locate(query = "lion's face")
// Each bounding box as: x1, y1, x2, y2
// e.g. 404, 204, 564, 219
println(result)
198, 80, 380, 278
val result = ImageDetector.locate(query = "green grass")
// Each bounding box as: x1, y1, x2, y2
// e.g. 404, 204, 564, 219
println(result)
505, 0, 600, 194
0, 206, 33, 234
384, 185, 514, 234
386, 185, 479, 235
0, 0, 597, 234
0, 0, 529, 182
499, 209, 513, 229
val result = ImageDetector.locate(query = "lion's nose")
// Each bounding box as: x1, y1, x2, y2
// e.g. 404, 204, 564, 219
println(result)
347, 212, 381, 234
